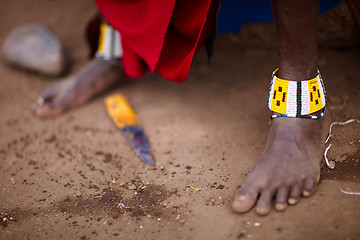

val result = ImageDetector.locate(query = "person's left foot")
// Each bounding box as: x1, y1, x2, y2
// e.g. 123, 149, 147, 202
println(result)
232, 116, 328, 215
33, 58, 125, 117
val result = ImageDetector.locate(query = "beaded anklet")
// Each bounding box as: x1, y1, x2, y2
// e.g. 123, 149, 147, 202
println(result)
95, 22, 122, 61
268, 69, 326, 119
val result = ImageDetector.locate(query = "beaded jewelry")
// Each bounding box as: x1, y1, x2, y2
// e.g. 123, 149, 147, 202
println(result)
95, 22, 123, 60
268, 69, 326, 119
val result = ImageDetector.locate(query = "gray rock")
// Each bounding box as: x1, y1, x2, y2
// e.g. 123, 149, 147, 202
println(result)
2, 23, 66, 76
75, 191, 83, 197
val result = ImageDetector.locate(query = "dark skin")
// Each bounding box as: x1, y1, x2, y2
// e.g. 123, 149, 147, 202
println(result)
232, 0, 324, 215
34, 58, 123, 117
34, 0, 327, 215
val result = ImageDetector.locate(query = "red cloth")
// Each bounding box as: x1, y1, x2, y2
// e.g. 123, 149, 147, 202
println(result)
94, 0, 216, 83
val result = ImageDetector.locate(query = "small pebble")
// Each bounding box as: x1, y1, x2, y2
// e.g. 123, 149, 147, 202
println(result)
254, 222, 261, 227
75, 191, 82, 197
329, 161, 335, 169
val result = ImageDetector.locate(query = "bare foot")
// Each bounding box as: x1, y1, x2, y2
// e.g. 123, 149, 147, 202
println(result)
34, 58, 124, 117
232, 116, 328, 215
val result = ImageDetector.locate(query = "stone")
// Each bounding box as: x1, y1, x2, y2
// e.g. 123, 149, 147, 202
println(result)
2, 23, 66, 76
75, 191, 83, 197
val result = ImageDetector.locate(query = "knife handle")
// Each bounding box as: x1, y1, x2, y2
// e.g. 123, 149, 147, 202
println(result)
104, 94, 139, 128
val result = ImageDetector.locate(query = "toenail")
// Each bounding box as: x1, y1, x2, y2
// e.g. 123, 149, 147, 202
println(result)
37, 97, 45, 107
256, 206, 269, 216
288, 198, 298, 205
236, 195, 247, 202
275, 203, 287, 211
232, 201, 247, 213
302, 190, 312, 197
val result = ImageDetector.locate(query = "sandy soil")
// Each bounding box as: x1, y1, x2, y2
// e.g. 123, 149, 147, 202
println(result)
1, 1, 360, 240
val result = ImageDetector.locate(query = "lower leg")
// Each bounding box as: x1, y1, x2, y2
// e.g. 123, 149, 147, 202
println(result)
232, 0, 328, 215
273, 0, 319, 80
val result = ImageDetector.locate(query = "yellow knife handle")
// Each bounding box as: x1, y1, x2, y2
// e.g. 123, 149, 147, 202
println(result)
104, 94, 139, 128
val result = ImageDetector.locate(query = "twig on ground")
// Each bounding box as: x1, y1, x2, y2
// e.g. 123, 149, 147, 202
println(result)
118, 181, 131, 187
186, 182, 201, 192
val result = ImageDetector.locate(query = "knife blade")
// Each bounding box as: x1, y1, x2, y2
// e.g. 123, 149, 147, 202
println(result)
104, 94, 156, 167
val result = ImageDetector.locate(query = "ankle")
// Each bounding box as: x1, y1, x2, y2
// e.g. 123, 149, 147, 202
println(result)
277, 63, 318, 81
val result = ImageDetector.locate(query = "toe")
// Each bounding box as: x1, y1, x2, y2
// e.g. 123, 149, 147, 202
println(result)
302, 177, 317, 197
35, 92, 68, 117
275, 186, 289, 211
33, 81, 62, 115
232, 186, 259, 214
36, 81, 63, 107
35, 103, 64, 117
255, 188, 275, 215
40, 81, 61, 101
288, 183, 301, 205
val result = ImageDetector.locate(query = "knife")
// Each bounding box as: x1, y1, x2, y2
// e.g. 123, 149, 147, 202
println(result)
104, 94, 156, 167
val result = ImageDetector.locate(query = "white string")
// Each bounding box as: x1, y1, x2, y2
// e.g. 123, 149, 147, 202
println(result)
323, 144, 332, 168
325, 119, 360, 144
340, 189, 360, 196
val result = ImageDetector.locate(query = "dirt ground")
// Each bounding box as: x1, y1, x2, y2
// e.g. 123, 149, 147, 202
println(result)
1, 1, 360, 240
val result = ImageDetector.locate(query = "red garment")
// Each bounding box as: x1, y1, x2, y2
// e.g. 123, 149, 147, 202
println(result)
94, 0, 217, 83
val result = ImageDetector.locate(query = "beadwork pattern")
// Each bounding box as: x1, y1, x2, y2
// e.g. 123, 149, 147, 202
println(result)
268, 69, 326, 118
96, 22, 123, 60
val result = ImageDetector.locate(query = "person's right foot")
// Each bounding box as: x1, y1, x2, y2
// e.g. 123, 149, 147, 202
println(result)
34, 58, 125, 117
232, 116, 328, 215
